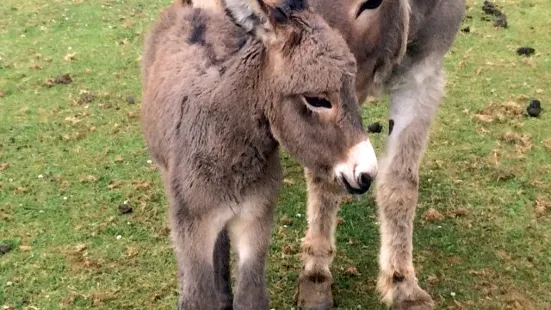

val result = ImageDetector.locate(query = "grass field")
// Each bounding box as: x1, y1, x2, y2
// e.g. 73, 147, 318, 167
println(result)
1, 0, 550, 309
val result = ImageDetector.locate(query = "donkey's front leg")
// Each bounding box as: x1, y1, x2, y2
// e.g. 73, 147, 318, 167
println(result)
172, 208, 230, 310
297, 169, 342, 310
227, 199, 274, 310
376, 58, 445, 310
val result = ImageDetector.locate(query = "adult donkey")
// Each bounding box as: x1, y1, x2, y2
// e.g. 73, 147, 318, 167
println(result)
181, 0, 465, 309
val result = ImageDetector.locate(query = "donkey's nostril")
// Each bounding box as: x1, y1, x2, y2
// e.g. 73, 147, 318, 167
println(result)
358, 173, 373, 191
337, 173, 369, 195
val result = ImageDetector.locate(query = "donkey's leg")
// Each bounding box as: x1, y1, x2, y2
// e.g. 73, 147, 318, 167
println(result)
171, 206, 232, 310
213, 228, 233, 310
376, 57, 444, 310
227, 199, 274, 310
297, 169, 342, 310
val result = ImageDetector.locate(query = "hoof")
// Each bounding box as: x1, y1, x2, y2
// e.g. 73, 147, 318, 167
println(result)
295, 272, 334, 310
392, 285, 434, 310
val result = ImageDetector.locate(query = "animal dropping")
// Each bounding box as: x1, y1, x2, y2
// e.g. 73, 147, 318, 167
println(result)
367, 122, 383, 133
0, 243, 13, 256
517, 47, 535, 57
54, 73, 73, 84
481, 0, 507, 28
526, 99, 541, 117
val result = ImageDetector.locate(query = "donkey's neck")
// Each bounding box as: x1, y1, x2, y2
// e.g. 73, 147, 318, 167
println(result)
199, 39, 279, 176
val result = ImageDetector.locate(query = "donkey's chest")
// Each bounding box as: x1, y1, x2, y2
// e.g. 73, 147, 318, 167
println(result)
185, 129, 280, 185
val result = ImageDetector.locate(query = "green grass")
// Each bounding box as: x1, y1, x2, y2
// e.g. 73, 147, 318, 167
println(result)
1, 0, 550, 309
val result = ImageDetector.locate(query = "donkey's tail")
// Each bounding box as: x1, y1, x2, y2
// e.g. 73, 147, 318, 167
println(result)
174, 0, 224, 10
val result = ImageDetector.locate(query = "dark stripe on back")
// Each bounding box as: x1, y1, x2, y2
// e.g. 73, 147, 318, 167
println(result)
187, 10, 207, 45
284, 0, 308, 11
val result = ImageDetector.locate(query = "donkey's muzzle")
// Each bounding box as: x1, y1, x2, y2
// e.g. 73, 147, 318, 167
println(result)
334, 140, 378, 195
338, 171, 374, 195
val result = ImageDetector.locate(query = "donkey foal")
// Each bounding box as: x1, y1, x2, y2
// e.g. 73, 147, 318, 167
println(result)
141, 0, 377, 309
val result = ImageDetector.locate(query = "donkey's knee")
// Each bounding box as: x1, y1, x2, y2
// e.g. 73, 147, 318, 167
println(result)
301, 236, 335, 274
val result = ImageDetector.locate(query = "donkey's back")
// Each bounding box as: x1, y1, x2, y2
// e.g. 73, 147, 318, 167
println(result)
141, 5, 247, 171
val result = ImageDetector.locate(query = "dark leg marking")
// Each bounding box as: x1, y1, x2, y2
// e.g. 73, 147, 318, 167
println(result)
388, 119, 395, 135
392, 271, 405, 283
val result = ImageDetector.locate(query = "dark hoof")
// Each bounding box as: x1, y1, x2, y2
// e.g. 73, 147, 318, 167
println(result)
295, 272, 334, 310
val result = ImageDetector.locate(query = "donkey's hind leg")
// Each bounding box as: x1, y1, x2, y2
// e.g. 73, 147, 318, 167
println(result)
296, 169, 342, 310
214, 228, 233, 310
376, 56, 445, 310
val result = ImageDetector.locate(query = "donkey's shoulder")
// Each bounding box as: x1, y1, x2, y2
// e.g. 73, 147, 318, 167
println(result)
161, 6, 248, 66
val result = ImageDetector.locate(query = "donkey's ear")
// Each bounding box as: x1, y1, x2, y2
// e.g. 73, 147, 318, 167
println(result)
223, 0, 307, 46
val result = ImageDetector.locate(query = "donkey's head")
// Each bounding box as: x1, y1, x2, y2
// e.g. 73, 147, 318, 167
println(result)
225, 0, 377, 194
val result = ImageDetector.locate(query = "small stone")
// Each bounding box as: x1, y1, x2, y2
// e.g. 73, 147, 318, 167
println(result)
118, 203, 133, 214
461, 26, 470, 33
517, 47, 535, 56
526, 99, 541, 117
126, 96, 136, 104
0, 244, 13, 255
367, 122, 383, 133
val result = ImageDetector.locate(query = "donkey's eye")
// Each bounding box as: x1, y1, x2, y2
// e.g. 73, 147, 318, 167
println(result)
303, 96, 332, 109
357, 0, 383, 17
